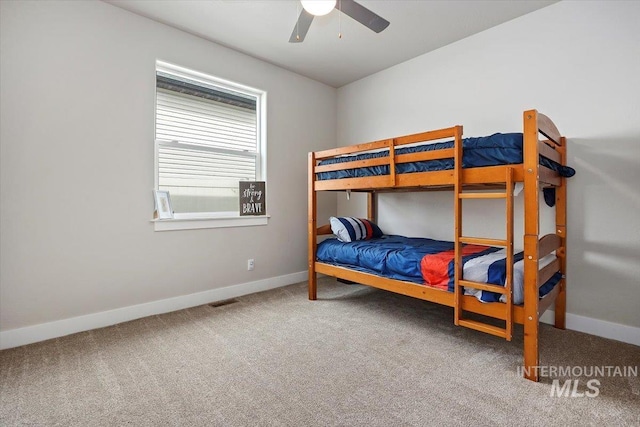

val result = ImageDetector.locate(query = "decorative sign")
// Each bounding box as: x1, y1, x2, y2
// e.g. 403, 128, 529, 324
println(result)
239, 181, 266, 216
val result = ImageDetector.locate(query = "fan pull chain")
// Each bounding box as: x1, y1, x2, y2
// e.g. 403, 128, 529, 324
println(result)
338, 0, 342, 39
296, 2, 300, 41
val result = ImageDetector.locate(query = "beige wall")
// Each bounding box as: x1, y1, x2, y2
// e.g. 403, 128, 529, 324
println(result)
337, 1, 640, 328
0, 1, 337, 331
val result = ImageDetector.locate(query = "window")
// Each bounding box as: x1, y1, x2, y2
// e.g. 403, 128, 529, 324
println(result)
154, 61, 266, 229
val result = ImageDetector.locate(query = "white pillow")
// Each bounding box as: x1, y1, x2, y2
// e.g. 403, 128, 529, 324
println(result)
329, 216, 383, 243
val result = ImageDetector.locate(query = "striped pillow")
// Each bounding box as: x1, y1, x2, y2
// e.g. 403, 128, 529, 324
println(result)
329, 217, 383, 243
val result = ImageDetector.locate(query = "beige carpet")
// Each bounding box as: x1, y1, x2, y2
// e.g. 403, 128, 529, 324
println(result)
1, 277, 638, 426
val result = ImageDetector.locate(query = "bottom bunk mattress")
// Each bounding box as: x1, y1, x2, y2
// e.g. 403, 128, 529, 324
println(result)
316, 235, 561, 304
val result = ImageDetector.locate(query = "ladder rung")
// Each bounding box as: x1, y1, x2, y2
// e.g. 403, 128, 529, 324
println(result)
459, 280, 508, 295
458, 192, 507, 199
458, 319, 507, 338
459, 236, 509, 247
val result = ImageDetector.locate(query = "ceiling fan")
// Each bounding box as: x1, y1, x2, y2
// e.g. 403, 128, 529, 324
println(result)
290, 0, 390, 43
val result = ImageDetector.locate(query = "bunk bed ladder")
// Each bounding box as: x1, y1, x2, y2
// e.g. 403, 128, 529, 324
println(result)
454, 167, 515, 341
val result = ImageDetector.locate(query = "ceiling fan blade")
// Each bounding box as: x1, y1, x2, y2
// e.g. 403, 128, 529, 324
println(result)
336, 0, 389, 33
289, 9, 315, 43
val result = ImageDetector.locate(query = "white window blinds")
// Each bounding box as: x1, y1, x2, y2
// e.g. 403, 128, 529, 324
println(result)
155, 68, 262, 214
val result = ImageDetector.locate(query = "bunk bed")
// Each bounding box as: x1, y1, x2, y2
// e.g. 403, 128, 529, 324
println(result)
307, 110, 571, 382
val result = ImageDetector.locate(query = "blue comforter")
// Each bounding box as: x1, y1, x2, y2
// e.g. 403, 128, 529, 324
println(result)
317, 235, 560, 304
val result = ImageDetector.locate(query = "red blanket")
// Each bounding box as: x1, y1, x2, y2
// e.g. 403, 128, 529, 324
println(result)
420, 244, 491, 290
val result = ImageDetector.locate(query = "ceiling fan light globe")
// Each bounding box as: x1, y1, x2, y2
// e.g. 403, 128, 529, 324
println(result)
301, 0, 336, 17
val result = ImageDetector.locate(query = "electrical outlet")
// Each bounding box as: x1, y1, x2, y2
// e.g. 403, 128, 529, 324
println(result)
247, 259, 255, 271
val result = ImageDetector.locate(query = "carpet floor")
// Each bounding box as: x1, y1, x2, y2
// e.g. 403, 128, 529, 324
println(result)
1, 277, 638, 426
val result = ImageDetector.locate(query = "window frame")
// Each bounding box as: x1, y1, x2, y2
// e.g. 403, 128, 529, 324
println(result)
153, 61, 268, 231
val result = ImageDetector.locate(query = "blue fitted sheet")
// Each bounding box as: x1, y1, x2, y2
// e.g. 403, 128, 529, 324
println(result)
316, 133, 575, 180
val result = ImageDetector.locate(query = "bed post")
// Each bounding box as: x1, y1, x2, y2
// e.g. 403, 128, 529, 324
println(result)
523, 110, 540, 381
453, 125, 463, 327
555, 136, 567, 329
367, 192, 377, 223
308, 152, 317, 300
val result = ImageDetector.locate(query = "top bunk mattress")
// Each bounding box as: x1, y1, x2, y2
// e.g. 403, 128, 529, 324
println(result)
316, 133, 575, 180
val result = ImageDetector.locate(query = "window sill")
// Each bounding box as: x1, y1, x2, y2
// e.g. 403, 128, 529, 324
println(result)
152, 215, 269, 231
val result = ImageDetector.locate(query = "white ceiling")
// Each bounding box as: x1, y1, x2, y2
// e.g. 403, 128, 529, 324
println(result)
106, 0, 557, 88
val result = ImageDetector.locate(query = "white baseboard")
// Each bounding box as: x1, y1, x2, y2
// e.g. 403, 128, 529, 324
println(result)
540, 311, 640, 347
0, 271, 307, 350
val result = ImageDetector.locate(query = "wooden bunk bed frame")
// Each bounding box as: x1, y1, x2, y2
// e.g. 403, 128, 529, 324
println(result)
307, 110, 567, 382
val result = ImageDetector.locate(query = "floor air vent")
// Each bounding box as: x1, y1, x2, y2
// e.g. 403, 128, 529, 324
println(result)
208, 299, 238, 308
